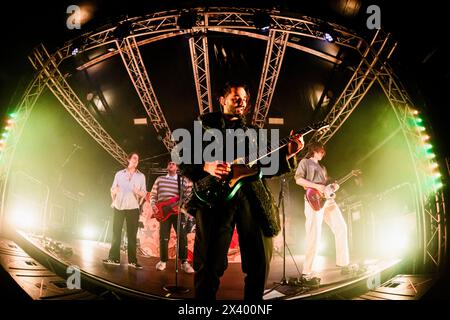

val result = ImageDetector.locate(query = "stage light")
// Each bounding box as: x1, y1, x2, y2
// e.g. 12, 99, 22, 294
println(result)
324, 32, 334, 42
421, 135, 430, 141
411, 109, 419, 115
9, 202, 38, 230
253, 12, 271, 32
430, 163, 438, 170
2, 132, 8, 138
418, 126, 426, 132
9, 112, 17, 119
321, 23, 335, 42
376, 220, 413, 258
427, 152, 436, 159
81, 226, 96, 239
71, 47, 80, 56
435, 182, 444, 190
177, 11, 197, 30
415, 117, 423, 124
114, 21, 133, 41
433, 172, 442, 179
424, 143, 432, 150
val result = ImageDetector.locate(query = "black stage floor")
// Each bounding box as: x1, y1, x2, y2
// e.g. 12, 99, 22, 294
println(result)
13, 230, 401, 300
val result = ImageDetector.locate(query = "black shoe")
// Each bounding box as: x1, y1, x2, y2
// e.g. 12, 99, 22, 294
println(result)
300, 275, 321, 286
128, 262, 143, 270
102, 258, 120, 265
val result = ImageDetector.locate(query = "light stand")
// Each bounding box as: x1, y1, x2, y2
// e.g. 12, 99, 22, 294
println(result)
163, 175, 190, 294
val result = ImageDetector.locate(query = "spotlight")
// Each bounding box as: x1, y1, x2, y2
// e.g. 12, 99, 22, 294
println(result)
10, 202, 38, 230
253, 12, 271, 32
114, 21, 133, 41
81, 226, 96, 239
433, 172, 442, 179
70, 37, 84, 56
324, 33, 334, 42
321, 23, 335, 43
177, 11, 197, 30
435, 182, 444, 189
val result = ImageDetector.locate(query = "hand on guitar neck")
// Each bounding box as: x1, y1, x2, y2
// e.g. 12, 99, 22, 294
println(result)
204, 160, 231, 180
302, 170, 361, 211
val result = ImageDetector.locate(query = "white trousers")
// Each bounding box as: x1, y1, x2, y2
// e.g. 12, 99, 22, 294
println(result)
303, 198, 350, 275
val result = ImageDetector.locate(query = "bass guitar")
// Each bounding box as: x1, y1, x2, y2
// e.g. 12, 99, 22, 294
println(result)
193, 121, 329, 207
152, 196, 180, 222
305, 169, 362, 211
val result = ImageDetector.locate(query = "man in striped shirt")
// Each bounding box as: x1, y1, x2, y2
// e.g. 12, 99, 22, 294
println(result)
150, 161, 194, 273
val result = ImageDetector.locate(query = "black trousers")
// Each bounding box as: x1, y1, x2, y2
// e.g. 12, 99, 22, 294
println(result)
193, 190, 273, 300
159, 213, 188, 262
108, 208, 140, 263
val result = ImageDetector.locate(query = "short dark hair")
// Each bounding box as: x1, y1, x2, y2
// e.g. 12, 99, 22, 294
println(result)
127, 152, 140, 160
306, 142, 325, 158
220, 80, 250, 99
167, 159, 177, 166
219, 81, 251, 114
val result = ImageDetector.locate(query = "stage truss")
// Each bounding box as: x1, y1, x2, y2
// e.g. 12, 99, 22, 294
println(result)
0, 7, 446, 273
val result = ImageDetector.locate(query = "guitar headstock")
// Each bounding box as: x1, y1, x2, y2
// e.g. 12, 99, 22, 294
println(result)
310, 121, 330, 133
293, 121, 330, 137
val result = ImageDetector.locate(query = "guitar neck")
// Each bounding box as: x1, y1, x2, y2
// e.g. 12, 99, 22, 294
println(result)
246, 128, 315, 165
336, 172, 355, 186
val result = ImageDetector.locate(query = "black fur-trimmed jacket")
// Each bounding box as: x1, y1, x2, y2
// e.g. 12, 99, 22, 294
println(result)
179, 112, 297, 237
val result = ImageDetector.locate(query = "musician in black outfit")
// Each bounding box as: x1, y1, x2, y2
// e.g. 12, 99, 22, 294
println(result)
178, 81, 304, 300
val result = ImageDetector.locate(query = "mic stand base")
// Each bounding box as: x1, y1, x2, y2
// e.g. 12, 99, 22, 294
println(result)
163, 284, 190, 294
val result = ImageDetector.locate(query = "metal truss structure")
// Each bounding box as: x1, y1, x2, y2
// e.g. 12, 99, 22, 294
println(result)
189, 32, 213, 114
0, 7, 446, 272
307, 29, 395, 144
117, 37, 175, 150
28, 44, 129, 166
252, 30, 289, 128
375, 62, 447, 272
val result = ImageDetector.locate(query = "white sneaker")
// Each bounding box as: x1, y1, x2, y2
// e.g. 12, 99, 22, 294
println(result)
181, 261, 195, 274
156, 261, 166, 271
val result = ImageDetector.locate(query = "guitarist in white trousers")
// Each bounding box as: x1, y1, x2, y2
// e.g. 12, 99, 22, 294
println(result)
295, 142, 350, 284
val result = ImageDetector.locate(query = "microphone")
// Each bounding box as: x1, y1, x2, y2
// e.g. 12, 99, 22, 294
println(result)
73, 144, 83, 149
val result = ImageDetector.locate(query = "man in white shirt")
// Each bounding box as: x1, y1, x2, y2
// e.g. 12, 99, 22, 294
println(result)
103, 152, 147, 269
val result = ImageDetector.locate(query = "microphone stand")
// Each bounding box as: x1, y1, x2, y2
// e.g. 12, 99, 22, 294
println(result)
277, 174, 289, 285
163, 175, 190, 294
263, 175, 290, 296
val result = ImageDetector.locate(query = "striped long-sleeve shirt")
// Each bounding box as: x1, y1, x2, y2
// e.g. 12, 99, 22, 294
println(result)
150, 174, 192, 207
